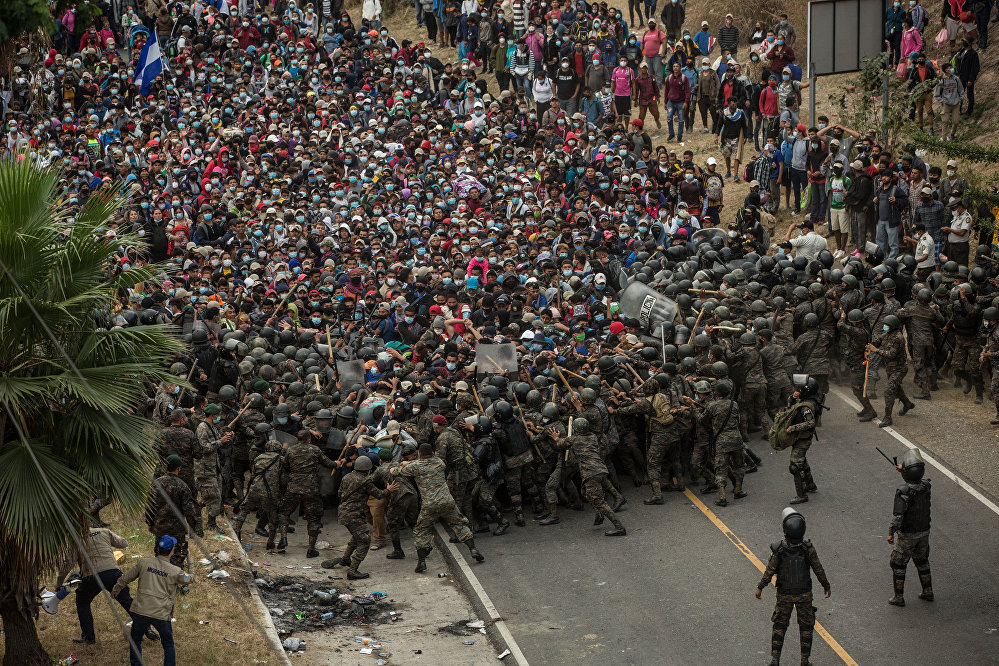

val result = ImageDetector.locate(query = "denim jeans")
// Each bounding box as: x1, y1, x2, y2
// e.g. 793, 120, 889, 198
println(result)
645, 55, 663, 86
666, 101, 685, 140
560, 97, 578, 116
876, 219, 900, 259
77, 569, 132, 641
130, 614, 176, 666
789, 168, 807, 212
809, 182, 828, 224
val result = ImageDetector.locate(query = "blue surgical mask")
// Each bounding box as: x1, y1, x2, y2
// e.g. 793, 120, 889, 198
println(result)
446, 362, 456, 371
883, 324, 890, 332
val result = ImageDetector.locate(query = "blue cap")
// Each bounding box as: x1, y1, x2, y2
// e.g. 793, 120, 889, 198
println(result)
466, 277, 480, 290
157, 535, 178, 551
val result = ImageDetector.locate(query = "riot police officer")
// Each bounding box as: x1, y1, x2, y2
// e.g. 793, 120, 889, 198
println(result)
888, 450, 933, 606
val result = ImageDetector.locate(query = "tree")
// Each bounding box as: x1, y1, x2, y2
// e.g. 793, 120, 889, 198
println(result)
0, 153, 183, 665
0, 0, 100, 72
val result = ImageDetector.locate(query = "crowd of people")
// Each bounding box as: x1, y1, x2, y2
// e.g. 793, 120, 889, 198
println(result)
4, 0, 989, 663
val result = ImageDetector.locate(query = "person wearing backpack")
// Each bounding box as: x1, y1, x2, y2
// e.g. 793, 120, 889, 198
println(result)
779, 376, 820, 504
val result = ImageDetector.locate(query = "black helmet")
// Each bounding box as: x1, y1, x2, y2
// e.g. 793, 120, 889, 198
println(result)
526, 389, 543, 408
412, 393, 429, 407
899, 450, 925, 483
572, 417, 590, 434
584, 375, 603, 391
640, 347, 659, 361
218, 385, 237, 402
847, 309, 865, 323
803, 312, 819, 328
793, 286, 809, 302
254, 422, 274, 437
714, 379, 733, 396
984, 307, 999, 321
792, 256, 808, 272
287, 381, 305, 396
739, 332, 757, 346
773, 296, 786, 311
597, 356, 616, 372
883, 315, 901, 330
917, 288, 932, 304
817, 249, 834, 269
881, 277, 896, 293
514, 382, 531, 404
782, 507, 806, 543
693, 334, 711, 348
191, 328, 209, 344
579, 387, 597, 404
711, 361, 729, 378
971, 266, 987, 284
808, 282, 824, 297
781, 266, 797, 283
797, 375, 818, 398
541, 403, 560, 420
493, 400, 513, 421
662, 344, 678, 360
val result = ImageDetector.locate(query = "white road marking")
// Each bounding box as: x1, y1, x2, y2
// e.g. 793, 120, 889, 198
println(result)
830, 386, 999, 517
435, 524, 531, 666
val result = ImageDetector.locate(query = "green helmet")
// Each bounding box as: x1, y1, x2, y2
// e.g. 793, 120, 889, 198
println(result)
579, 387, 597, 404
412, 393, 429, 407
584, 375, 602, 391
287, 381, 305, 396
572, 417, 590, 434
218, 385, 237, 402
694, 380, 711, 394
541, 403, 560, 420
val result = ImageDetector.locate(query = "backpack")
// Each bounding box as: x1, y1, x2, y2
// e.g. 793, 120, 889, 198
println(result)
768, 401, 808, 451
705, 174, 723, 202
651, 393, 674, 425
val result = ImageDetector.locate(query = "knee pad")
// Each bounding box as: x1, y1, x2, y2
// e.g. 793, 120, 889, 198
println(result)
788, 462, 800, 476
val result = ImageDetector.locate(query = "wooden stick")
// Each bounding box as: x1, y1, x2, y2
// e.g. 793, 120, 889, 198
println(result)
691, 306, 706, 336
315, 374, 322, 391
625, 362, 644, 383
472, 385, 485, 413
561, 368, 585, 380
863, 358, 870, 398
337, 424, 365, 461
325, 326, 335, 362
226, 399, 251, 429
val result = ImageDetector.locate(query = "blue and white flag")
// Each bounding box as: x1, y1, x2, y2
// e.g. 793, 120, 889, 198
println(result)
212, 0, 231, 17
134, 34, 164, 96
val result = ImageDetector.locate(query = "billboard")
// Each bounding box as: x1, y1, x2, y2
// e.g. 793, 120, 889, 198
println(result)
808, 0, 885, 76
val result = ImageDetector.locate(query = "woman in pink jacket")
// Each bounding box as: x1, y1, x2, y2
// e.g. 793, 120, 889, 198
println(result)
900, 18, 923, 61
466, 245, 489, 283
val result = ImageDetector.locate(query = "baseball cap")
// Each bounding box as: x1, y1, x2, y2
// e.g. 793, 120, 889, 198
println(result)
157, 535, 178, 550
748, 180, 760, 188
706, 157, 717, 166
946, 159, 958, 168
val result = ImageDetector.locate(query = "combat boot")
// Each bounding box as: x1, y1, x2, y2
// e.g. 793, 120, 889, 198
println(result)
612, 496, 627, 512
803, 466, 818, 493
918, 570, 934, 601
879, 400, 894, 428
604, 514, 626, 536
346, 567, 370, 580
231, 519, 243, 544
888, 574, 906, 606
963, 377, 973, 394
539, 508, 560, 525
700, 482, 718, 494
306, 534, 319, 558
275, 537, 287, 553
858, 398, 877, 421
466, 538, 484, 562
593, 511, 605, 526
899, 398, 915, 415
414, 547, 431, 573
493, 518, 511, 536
644, 481, 663, 504
975, 387, 984, 404
386, 536, 405, 559
254, 521, 270, 537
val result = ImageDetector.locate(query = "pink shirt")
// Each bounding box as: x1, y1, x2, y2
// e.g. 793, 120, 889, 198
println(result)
611, 67, 634, 96
642, 30, 665, 57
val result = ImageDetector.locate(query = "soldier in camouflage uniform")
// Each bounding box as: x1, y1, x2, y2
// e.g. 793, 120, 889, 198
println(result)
685, 379, 717, 493
403, 393, 435, 444
980, 307, 999, 424
432, 416, 481, 529
867, 315, 915, 428
278, 429, 336, 556
756, 508, 831, 666
324, 455, 396, 579
374, 445, 420, 559
615, 375, 682, 505
151, 381, 183, 426
550, 418, 626, 536
231, 439, 286, 549
738, 331, 770, 438
838, 309, 877, 421
696, 380, 745, 507
790, 313, 832, 423
784, 377, 819, 505
492, 400, 539, 525
160, 410, 199, 496
392, 444, 484, 573
897, 289, 944, 399
863, 290, 897, 399
758, 330, 793, 429
195, 404, 232, 534
230, 393, 266, 502
145, 455, 199, 569
888, 450, 933, 606
536, 404, 572, 524
949, 284, 984, 403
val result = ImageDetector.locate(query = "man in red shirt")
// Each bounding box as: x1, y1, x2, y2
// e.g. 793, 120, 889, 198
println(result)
664, 61, 691, 142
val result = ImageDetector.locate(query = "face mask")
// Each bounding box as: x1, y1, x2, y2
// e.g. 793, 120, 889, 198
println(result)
173, 385, 181, 394
947, 169, 956, 177
446, 362, 456, 371
684, 173, 694, 182
883, 325, 890, 332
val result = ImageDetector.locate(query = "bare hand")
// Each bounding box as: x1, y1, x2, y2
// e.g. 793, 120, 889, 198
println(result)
754, 588, 762, 599
887, 534, 894, 544
824, 588, 831, 598
386, 482, 399, 491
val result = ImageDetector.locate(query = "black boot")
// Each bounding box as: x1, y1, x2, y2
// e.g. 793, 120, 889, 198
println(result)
800, 626, 814, 666
493, 518, 511, 536
889, 573, 906, 606
306, 534, 319, 558
276, 537, 287, 553
386, 536, 405, 559
803, 465, 817, 493
880, 400, 895, 428
466, 538, 484, 562
346, 566, 370, 580
918, 568, 934, 601
539, 508, 560, 525
414, 547, 431, 573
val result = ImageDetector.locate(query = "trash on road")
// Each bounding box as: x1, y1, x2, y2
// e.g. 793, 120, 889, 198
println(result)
466, 620, 485, 629
207, 570, 230, 580
315, 540, 330, 550
282, 637, 306, 652
497, 648, 511, 659
216, 550, 232, 563
462, 640, 475, 646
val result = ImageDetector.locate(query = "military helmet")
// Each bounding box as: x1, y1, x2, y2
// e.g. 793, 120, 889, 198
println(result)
579, 387, 597, 404
572, 417, 590, 434
170, 362, 188, 376
247, 392, 265, 409
412, 393, 429, 407
714, 379, 733, 396
739, 332, 757, 346
808, 282, 824, 297
883, 315, 901, 330
751, 299, 768, 314
782, 507, 806, 543
793, 285, 809, 302
541, 403, 560, 420
337, 405, 357, 421
584, 375, 602, 391
900, 450, 925, 483
694, 380, 712, 394
354, 456, 373, 472
597, 356, 616, 372
254, 422, 274, 436
305, 401, 322, 415
218, 385, 237, 402
680, 357, 697, 373
693, 334, 711, 348
803, 312, 819, 328
714, 305, 731, 320
526, 389, 543, 408
847, 309, 865, 323
984, 307, 999, 322
273, 403, 290, 416
316, 408, 333, 420
287, 381, 305, 396
881, 277, 896, 293
493, 400, 514, 421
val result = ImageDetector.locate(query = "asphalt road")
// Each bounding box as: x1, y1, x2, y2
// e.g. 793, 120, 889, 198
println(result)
452, 391, 999, 665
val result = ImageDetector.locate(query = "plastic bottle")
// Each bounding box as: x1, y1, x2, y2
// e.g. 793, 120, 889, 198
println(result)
320, 612, 335, 621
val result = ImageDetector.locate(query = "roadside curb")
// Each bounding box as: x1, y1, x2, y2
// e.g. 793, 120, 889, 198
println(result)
221, 523, 293, 666
433, 524, 530, 666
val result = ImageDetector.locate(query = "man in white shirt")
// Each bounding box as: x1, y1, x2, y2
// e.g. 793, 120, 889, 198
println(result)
905, 222, 936, 281
941, 198, 972, 266
784, 220, 828, 260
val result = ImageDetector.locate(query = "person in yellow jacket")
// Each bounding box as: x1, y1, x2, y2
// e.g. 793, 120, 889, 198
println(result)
111, 535, 194, 666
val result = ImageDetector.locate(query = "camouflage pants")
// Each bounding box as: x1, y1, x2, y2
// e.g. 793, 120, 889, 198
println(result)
447, 477, 477, 523
770, 591, 815, 662
910, 340, 936, 391
503, 461, 538, 514
890, 530, 931, 592
385, 493, 419, 539
412, 499, 472, 550
690, 443, 714, 484
230, 458, 252, 501
992, 366, 999, 409
279, 490, 324, 537
883, 365, 909, 405
340, 516, 372, 568
952, 334, 983, 385
232, 486, 279, 536
766, 381, 793, 416
714, 449, 745, 500
740, 384, 769, 434
645, 433, 677, 485
196, 476, 223, 521
613, 428, 647, 485
581, 473, 622, 527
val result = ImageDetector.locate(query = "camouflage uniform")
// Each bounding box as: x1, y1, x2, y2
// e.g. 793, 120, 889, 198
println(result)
434, 426, 479, 523
786, 400, 817, 499
760, 341, 793, 417
393, 456, 474, 549
194, 420, 226, 528
373, 464, 418, 544
494, 419, 539, 520
758, 539, 830, 665
159, 425, 199, 494
337, 469, 392, 571
616, 388, 679, 497
739, 345, 769, 436
152, 387, 180, 426
231, 441, 286, 542
553, 432, 624, 530
897, 301, 943, 396
145, 473, 198, 568
890, 478, 932, 601
700, 397, 744, 503
872, 327, 912, 417
837, 319, 871, 409
985, 324, 999, 417
950, 298, 984, 398
278, 441, 333, 539
230, 407, 265, 501
790, 328, 833, 408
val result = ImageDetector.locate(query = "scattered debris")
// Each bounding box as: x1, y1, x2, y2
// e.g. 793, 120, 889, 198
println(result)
216, 550, 232, 563
207, 570, 230, 580
497, 648, 511, 659
315, 540, 330, 550
282, 637, 306, 652
262, 576, 398, 635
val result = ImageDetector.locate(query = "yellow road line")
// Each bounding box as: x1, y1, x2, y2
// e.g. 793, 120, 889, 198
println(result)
683, 488, 859, 666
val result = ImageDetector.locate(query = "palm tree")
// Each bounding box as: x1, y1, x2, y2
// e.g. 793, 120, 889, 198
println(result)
0, 152, 183, 665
